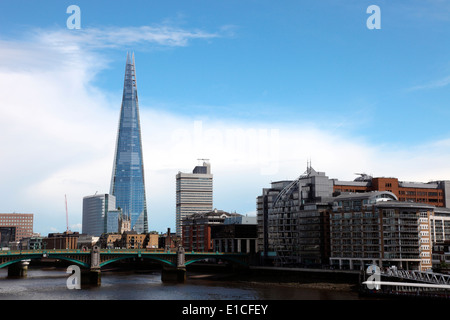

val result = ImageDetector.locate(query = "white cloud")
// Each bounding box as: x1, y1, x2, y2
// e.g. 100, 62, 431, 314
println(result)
34, 25, 219, 51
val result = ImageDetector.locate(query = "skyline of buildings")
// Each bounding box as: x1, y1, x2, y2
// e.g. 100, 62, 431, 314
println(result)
1, 48, 450, 272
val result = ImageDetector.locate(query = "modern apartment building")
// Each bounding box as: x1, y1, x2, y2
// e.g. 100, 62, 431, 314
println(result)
329, 192, 433, 271
430, 207, 450, 243
176, 161, 213, 237
0, 213, 33, 241
257, 166, 332, 267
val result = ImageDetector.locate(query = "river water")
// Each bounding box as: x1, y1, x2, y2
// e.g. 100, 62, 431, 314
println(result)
0, 267, 361, 300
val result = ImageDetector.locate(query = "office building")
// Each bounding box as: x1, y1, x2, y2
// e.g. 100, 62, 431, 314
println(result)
82, 193, 116, 236
176, 160, 213, 237
257, 166, 332, 267
0, 213, 33, 241
110, 53, 148, 234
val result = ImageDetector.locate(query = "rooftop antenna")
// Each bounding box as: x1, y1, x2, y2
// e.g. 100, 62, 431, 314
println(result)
306, 158, 312, 171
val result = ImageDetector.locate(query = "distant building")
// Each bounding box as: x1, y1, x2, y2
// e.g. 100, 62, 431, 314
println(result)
432, 240, 450, 272
430, 207, 450, 243
82, 193, 116, 236
211, 223, 257, 254
224, 215, 257, 225
159, 228, 179, 250
333, 175, 450, 208
176, 161, 213, 237
77, 234, 99, 249
0, 213, 33, 241
99, 233, 122, 249
120, 231, 146, 249
20, 235, 43, 250
182, 209, 240, 252
147, 232, 159, 249
106, 208, 122, 234
44, 231, 79, 250
0, 227, 16, 247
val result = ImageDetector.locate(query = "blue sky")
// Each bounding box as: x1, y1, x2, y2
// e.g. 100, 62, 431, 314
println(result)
2, 1, 450, 235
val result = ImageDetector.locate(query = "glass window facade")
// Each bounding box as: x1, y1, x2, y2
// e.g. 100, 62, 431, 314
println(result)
110, 53, 148, 234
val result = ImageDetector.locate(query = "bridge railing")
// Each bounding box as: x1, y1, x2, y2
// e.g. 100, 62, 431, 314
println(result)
1, 248, 249, 256
382, 268, 450, 285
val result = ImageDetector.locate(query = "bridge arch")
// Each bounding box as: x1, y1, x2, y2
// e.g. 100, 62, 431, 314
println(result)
99, 255, 176, 268
49, 255, 90, 268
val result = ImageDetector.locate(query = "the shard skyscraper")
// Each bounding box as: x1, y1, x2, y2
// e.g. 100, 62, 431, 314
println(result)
110, 53, 148, 234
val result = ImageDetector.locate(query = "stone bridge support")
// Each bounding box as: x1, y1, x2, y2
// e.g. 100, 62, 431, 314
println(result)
161, 246, 186, 283
81, 246, 101, 286
8, 260, 29, 278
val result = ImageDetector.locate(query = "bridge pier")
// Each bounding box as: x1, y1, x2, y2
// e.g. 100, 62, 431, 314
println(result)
161, 265, 186, 283
81, 268, 101, 286
81, 245, 102, 286
8, 260, 29, 278
161, 246, 186, 283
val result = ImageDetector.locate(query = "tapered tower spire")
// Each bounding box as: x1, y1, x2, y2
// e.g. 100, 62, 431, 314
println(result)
110, 53, 148, 233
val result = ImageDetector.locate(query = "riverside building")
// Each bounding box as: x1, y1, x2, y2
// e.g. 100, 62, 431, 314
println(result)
257, 166, 332, 267
257, 166, 450, 270
329, 192, 434, 271
181, 209, 239, 252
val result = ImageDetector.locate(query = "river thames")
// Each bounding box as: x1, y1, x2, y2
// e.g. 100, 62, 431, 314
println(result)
0, 267, 361, 300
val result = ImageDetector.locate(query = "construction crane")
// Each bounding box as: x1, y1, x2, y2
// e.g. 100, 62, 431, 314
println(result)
65, 194, 70, 233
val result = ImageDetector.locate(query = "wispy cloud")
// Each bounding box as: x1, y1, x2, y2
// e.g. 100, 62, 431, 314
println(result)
34, 25, 220, 51
407, 75, 450, 91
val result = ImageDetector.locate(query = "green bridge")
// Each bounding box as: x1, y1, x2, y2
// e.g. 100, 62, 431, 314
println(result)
0, 247, 250, 285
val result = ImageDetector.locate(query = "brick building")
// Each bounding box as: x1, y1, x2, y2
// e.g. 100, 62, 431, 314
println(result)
0, 213, 33, 241
181, 209, 241, 252
333, 175, 450, 208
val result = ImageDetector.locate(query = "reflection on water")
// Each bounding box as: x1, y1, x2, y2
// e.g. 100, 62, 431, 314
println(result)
0, 267, 360, 300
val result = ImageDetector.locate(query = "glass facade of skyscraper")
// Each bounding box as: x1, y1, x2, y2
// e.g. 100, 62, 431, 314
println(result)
82, 193, 116, 236
110, 53, 148, 234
